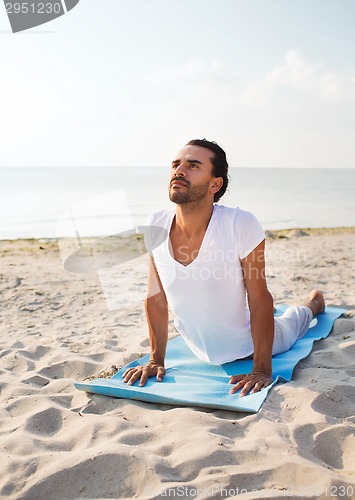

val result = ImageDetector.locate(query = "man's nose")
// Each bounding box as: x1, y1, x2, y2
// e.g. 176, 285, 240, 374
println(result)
174, 163, 186, 176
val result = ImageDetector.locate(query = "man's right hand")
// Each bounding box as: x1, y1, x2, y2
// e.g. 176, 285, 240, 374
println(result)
122, 362, 166, 387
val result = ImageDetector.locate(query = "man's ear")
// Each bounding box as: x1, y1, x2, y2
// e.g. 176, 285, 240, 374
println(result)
210, 177, 223, 193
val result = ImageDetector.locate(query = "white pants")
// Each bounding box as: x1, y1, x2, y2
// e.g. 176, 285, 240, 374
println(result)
272, 306, 313, 356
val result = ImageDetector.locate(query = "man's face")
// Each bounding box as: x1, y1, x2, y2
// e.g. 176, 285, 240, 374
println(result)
169, 145, 217, 205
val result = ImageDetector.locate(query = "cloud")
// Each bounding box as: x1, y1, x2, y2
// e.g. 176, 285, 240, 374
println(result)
264, 50, 355, 102
148, 59, 230, 88
0, 47, 354, 167
143, 51, 355, 167
147, 50, 355, 104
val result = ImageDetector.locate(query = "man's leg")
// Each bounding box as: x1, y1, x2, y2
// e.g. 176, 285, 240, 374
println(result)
272, 289, 325, 356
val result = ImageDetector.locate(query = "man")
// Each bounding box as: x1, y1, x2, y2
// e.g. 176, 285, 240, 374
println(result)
123, 139, 325, 397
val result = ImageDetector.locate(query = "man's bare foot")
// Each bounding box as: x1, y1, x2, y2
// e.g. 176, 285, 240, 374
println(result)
303, 289, 325, 317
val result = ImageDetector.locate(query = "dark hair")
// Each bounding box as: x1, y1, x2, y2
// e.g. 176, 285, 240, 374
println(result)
186, 138, 229, 202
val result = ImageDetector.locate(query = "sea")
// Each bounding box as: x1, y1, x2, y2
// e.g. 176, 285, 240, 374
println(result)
0, 167, 354, 240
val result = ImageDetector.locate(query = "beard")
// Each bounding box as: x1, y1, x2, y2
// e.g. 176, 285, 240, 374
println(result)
169, 179, 210, 205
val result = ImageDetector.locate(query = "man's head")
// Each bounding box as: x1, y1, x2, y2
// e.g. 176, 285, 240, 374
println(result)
186, 139, 229, 202
169, 139, 229, 205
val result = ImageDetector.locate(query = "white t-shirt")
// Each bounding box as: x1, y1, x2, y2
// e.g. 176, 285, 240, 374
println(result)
144, 204, 265, 364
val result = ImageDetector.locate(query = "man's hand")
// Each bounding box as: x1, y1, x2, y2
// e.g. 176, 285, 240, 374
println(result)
229, 371, 273, 397
122, 362, 166, 387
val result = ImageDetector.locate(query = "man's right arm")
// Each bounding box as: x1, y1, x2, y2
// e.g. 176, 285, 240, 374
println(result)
122, 255, 168, 386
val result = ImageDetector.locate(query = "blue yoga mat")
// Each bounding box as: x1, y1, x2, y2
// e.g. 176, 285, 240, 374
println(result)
75, 306, 346, 413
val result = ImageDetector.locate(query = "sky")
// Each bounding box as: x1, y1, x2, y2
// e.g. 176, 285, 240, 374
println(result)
1, 0, 354, 168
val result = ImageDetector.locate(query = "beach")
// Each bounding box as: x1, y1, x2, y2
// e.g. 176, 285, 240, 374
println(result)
1, 228, 355, 499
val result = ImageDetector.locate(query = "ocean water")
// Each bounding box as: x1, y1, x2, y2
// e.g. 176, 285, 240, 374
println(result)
0, 167, 354, 240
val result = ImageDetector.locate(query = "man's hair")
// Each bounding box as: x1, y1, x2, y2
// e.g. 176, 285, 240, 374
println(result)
186, 138, 229, 203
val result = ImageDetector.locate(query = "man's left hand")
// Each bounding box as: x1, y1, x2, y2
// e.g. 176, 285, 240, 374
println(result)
229, 371, 273, 397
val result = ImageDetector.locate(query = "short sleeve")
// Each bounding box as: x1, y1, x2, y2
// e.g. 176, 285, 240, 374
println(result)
235, 209, 265, 259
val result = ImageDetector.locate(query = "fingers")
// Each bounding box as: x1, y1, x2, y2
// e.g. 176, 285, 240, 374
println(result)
229, 373, 273, 397
138, 365, 157, 386
122, 367, 136, 379
122, 364, 166, 387
156, 366, 166, 382
122, 367, 144, 386
141, 365, 166, 385
239, 380, 255, 398
229, 374, 245, 384
249, 380, 269, 395
229, 379, 250, 395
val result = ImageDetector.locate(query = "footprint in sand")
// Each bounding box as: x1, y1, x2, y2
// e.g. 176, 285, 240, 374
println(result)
18, 345, 51, 361
2, 352, 35, 372
25, 407, 63, 437
39, 359, 101, 379
21, 452, 161, 499
339, 338, 355, 361
313, 425, 355, 470
312, 385, 355, 419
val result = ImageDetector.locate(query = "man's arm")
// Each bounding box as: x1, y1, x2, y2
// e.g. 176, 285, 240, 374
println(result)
122, 255, 169, 386
229, 239, 274, 397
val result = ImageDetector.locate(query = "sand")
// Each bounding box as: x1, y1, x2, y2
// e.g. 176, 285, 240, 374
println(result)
0, 228, 354, 499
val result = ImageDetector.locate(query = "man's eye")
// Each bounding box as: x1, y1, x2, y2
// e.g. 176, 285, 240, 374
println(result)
190, 164, 198, 169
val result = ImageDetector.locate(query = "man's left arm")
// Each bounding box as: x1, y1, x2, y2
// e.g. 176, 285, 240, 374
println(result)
229, 239, 274, 397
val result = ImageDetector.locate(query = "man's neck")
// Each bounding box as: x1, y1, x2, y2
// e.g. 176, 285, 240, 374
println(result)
174, 202, 215, 239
